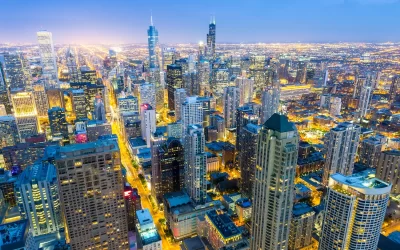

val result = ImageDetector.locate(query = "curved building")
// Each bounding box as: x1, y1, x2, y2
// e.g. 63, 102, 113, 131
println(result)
319, 172, 391, 250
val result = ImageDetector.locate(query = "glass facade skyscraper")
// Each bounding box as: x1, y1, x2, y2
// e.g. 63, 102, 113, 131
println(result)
37, 30, 58, 88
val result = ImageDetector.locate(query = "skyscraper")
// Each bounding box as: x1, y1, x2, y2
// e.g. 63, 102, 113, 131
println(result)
181, 96, 204, 135
319, 172, 390, 250
261, 86, 280, 124
32, 83, 49, 117
174, 88, 187, 121
152, 138, 184, 202
139, 83, 156, 109
0, 115, 20, 149
206, 16, 216, 59
37, 31, 58, 88
322, 122, 361, 185
235, 77, 254, 105
148, 15, 160, 69
118, 95, 139, 113
3, 52, 26, 90
167, 64, 183, 110
140, 104, 156, 147
389, 75, 400, 104
94, 96, 106, 122
359, 135, 384, 168
184, 124, 207, 205
223, 86, 240, 129
15, 162, 63, 236
54, 140, 128, 249
358, 84, 372, 118
251, 113, 298, 250
71, 89, 87, 119
0, 61, 6, 91
375, 150, 400, 194
66, 47, 79, 83
238, 123, 260, 199
161, 47, 178, 71
197, 59, 210, 95
235, 104, 259, 151
11, 91, 39, 140
48, 106, 68, 138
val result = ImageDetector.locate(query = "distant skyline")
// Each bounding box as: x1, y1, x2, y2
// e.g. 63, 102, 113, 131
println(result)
0, 0, 399, 44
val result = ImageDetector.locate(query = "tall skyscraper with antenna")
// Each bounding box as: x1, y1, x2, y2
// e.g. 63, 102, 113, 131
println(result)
147, 14, 164, 110
206, 16, 216, 59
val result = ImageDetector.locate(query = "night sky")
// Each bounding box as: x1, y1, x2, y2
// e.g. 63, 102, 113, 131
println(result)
0, 0, 399, 44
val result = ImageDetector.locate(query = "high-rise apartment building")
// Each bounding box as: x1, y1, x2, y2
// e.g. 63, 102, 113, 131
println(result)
235, 77, 254, 105
15, 162, 63, 236
261, 86, 280, 123
329, 96, 341, 116
319, 172, 390, 250
174, 88, 186, 121
251, 113, 298, 250
37, 30, 58, 88
289, 203, 315, 250
359, 135, 384, 167
94, 97, 106, 122
235, 104, 260, 151
48, 106, 68, 138
140, 104, 156, 147
322, 122, 361, 185
375, 150, 400, 194
32, 83, 49, 117
223, 86, 240, 129
238, 123, 260, 199
54, 140, 128, 249
167, 64, 183, 110
181, 96, 204, 135
184, 124, 207, 205
0, 115, 20, 149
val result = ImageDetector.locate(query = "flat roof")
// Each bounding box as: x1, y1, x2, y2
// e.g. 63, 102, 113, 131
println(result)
330, 170, 391, 195
0, 219, 29, 247
206, 210, 241, 239
136, 209, 153, 225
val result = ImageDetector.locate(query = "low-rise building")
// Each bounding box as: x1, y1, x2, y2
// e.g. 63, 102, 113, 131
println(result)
163, 191, 221, 240
235, 198, 252, 223
136, 209, 162, 250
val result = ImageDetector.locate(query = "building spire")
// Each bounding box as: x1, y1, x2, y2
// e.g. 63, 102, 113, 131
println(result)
150, 10, 153, 26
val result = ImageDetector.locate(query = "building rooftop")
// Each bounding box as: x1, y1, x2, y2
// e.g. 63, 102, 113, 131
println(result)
181, 236, 205, 250
330, 170, 391, 195
292, 203, 313, 217
332, 121, 360, 132
136, 209, 153, 226
55, 139, 118, 157
0, 115, 15, 122
163, 191, 191, 209
129, 137, 147, 148
236, 198, 251, 208
206, 210, 241, 239
264, 113, 295, 133
0, 219, 29, 248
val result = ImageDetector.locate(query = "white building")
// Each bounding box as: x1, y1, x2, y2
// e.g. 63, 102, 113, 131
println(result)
223, 86, 240, 129
184, 124, 207, 205
329, 96, 341, 116
174, 88, 187, 121
181, 96, 203, 135
261, 86, 280, 123
235, 77, 254, 105
322, 122, 361, 185
37, 31, 58, 88
140, 104, 156, 147
319, 172, 391, 250
251, 114, 298, 250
